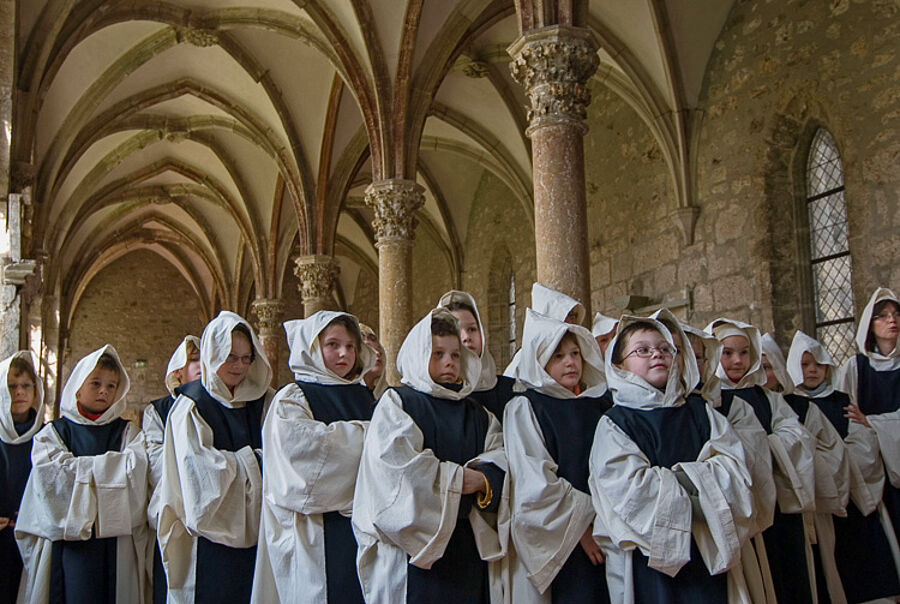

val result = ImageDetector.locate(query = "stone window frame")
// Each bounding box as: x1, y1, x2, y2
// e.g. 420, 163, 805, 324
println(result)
791, 124, 856, 361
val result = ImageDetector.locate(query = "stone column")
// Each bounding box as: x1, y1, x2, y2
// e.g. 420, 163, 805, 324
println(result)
509, 25, 599, 321
251, 297, 286, 386
364, 179, 425, 386
293, 254, 340, 317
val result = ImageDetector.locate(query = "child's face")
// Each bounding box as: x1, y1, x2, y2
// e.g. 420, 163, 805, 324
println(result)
800, 352, 828, 389
871, 301, 899, 344
216, 332, 253, 390
618, 328, 673, 389
595, 330, 615, 357
761, 355, 780, 390
688, 334, 705, 370
429, 334, 461, 384
177, 348, 202, 384
362, 332, 384, 375
76, 367, 120, 415
452, 310, 483, 357
720, 335, 751, 383
7, 370, 36, 419
320, 324, 358, 379
545, 336, 583, 393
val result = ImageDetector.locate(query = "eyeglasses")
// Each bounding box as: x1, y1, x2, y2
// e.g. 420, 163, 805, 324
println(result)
874, 311, 900, 322
225, 354, 253, 365
7, 382, 35, 392
623, 344, 677, 359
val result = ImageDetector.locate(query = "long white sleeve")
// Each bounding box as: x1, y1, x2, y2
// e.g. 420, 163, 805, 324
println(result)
763, 391, 816, 514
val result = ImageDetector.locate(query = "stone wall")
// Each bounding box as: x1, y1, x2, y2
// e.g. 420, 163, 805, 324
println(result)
461, 170, 536, 370
411, 221, 456, 322
697, 0, 900, 348
66, 249, 206, 412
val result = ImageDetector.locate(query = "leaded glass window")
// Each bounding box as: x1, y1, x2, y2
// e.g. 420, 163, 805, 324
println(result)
806, 128, 855, 362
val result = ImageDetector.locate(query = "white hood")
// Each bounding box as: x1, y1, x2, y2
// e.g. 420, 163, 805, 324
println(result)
856, 287, 900, 364
591, 311, 618, 338
760, 333, 793, 395
649, 308, 701, 395
0, 351, 46, 444
705, 318, 767, 390
59, 345, 131, 426
284, 311, 375, 385
437, 289, 499, 391
396, 308, 482, 400
199, 311, 272, 407
511, 308, 606, 399
605, 315, 687, 410
787, 330, 837, 396
164, 335, 201, 396
681, 324, 723, 403
531, 282, 586, 325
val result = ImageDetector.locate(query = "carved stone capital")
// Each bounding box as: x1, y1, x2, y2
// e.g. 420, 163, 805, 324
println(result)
293, 255, 340, 302
508, 25, 600, 135
251, 298, 286, 335
364, 180, 425, 243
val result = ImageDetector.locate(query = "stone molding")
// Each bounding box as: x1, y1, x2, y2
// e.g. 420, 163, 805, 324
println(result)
364, 180, 425, 243
251, 298, 286, 335
293, 255, 340, 302
508, 25, 600, 135
671, 206, 700, 246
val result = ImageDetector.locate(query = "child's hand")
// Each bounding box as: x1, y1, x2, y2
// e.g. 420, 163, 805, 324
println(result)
580, 525, 604, 565
844, 404, 870, 427
0, 517, 9, 530
461, 468, 486, 495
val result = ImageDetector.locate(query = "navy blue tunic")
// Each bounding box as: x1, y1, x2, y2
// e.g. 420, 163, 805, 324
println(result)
0, 410, 38, 604
719, 386, 812, 604
469, 375, 516, 424
393, 385, 504, 604
48, 416, 129, 604
605, 397, 727, 604
523, 389, 611, 604
294, 381, 374, 604
179, 381, 266, 604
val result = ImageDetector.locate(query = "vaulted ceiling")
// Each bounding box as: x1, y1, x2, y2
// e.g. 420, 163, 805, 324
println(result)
11, 0, 735, 326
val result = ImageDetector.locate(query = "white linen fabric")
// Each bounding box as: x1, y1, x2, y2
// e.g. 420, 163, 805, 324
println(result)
502, 310, 608, 602
760, 333, 793, 394
156, 311, 274, 603
590, 316, 755, 603
592, 312, 617, 338
143, 335, 199, 531
0, 351, 45, 445
251, 311, 374, 603
16, 345, 149, 603
351, 309, 510, 603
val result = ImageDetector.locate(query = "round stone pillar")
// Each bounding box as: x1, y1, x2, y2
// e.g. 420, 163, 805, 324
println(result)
364, 179, 425, 386
293, 255, 340, 317
509, 25, 599, 321
251, 297, 286, 385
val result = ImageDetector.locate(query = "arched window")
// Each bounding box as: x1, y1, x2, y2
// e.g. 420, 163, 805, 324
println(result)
805, 128, 855, 361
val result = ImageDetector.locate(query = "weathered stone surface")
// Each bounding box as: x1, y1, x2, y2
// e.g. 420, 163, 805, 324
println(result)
293, 254, 340, 316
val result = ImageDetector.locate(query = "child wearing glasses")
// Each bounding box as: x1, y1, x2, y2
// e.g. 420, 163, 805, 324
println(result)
787, 330, 900, 603
707, 318, 816, 604
589, 316, 754, 603
502, 309, 610, 604
352, 309, 506, 604
837, 288, 900, 550
251, 312, 375, 603
16, 346, 149, 603
439, 290, 517, 424
0, 352, 45, 604
143, 336, 201, 604
157, 312, 274, 604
